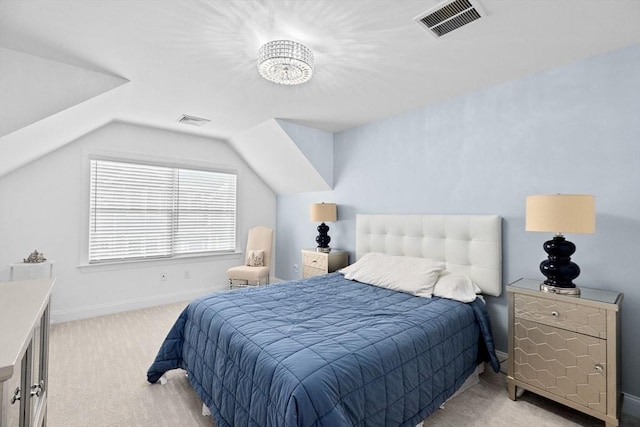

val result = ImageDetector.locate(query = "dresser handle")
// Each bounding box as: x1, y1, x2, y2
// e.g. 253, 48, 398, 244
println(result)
10, 387, 20, 404
595, 364, 604, 374
30, 380, 44, 397
551, 311, 559, 317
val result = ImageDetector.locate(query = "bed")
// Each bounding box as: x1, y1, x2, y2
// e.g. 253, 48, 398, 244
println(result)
147, 214, 502, 426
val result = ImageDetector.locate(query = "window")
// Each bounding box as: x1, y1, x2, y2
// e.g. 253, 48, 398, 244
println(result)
89, 159, 236, 263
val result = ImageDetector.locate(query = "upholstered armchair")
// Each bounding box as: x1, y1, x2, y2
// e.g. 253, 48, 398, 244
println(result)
227, 226, 273, 289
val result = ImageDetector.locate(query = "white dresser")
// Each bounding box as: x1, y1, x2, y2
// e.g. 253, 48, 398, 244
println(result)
0, 279, 54, 427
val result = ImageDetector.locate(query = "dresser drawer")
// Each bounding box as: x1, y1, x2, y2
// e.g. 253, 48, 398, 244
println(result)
513, 318, 607, 413
514, 294, 607, 338
303, 251, 328, 270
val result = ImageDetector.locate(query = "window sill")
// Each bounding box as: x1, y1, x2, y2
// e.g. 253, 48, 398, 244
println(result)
77, 251, 243, 272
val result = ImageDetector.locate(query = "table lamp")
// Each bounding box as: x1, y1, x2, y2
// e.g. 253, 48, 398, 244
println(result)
310, 203, 337, 253
525, 194, 595, 295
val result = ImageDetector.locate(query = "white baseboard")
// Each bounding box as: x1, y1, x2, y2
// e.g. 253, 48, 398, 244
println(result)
51, 287, 217, 323
495, 350, 640, 418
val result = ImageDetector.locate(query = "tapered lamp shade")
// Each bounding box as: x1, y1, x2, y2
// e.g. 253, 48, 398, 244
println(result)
525, 194, 595, 295
310, 203, 337, 253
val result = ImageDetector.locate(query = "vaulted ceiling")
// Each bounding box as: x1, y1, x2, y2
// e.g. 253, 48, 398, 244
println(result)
1, 0, 639, 184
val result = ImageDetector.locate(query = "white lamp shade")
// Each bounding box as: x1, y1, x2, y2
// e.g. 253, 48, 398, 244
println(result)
526, 194, 595, 234
310, 203, 337, 222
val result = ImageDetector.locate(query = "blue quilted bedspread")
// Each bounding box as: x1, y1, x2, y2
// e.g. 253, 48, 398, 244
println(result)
147, 273, 499, 427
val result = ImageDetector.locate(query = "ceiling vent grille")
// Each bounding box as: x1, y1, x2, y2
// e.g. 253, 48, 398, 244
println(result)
414, 0, 485, 38
178, 114, 210, 127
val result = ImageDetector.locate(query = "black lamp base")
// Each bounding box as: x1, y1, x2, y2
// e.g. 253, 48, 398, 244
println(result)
315, 222, 332, 253
539, 234, 581, 296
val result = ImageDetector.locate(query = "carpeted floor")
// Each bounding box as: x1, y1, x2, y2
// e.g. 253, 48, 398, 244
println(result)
47, 301, 640, 427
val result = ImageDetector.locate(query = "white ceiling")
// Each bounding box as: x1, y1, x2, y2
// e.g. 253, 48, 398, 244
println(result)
1, 0, 639, 176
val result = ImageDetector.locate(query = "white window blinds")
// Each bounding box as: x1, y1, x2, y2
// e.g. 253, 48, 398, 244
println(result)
89, 159, 236, 263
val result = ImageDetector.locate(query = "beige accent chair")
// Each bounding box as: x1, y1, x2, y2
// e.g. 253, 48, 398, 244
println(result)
227, 226, 273, 289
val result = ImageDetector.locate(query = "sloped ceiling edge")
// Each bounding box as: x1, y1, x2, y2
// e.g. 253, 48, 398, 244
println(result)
0, 47, 129, 137
0, 83, 131, 177
230, 119, 333, 195
276, 119, 334, 189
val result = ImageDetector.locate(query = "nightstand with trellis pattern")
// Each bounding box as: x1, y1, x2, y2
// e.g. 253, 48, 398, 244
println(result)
507, 278, 623, 427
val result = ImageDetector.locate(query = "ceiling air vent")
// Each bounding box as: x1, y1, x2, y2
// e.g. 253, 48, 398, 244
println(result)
414, 0, 485, 38
178, 114, 210, 127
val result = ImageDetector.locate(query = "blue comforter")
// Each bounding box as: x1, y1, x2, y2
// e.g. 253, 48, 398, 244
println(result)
147, 273, 499, 427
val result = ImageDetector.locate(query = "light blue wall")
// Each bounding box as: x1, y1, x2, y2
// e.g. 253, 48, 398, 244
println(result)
276, 44, 640, 402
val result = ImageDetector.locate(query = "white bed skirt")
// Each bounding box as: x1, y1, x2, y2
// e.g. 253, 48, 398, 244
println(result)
415, 362, 484, 427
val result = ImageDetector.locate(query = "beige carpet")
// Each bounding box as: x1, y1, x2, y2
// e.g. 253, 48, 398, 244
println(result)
48, 302, 639, 427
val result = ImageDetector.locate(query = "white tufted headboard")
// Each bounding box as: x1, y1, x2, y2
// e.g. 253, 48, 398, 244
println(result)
355, 214, 503, 296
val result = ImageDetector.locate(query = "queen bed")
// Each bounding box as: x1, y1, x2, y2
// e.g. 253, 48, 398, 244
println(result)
147, 214, 502, 426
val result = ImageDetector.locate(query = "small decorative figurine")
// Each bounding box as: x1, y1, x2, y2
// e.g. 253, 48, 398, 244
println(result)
23, 250, 47, 263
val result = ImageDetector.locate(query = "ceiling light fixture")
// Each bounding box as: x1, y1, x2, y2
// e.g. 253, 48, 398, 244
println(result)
257, 40, 314, 85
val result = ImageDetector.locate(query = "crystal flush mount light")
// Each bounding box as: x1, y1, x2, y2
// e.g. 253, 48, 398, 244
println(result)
257, 40, 314, 85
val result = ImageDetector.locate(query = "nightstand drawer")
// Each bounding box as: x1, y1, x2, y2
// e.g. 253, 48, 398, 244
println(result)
514, 294, 607, 338
303, 265, 326, 278
513, 318, 607, 413
301, 249, 349, 279
303, 251, 328, 270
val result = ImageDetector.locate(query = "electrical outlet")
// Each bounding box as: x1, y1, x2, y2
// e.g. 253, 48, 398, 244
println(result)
184, 270, 190, 279
293, 264, 298, 272
161, 273, 167, 281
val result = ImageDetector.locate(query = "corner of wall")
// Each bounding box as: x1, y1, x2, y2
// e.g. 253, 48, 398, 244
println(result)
276, 119, 334, 188
230, 118, 332, 194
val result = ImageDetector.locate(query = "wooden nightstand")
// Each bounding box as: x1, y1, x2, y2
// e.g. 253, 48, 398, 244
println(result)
301, 249, 349, 279
507, 278, 623, 427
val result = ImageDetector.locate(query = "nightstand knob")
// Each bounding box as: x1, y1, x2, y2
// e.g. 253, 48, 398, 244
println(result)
595, 364, 604, 374
551, 311, 559, 317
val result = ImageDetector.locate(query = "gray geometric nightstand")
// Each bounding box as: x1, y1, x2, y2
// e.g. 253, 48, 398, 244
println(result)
507, 278, 623, 427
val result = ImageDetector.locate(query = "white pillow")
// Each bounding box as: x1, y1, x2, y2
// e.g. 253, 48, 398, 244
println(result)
246, 250, 264, 267
340, 252, 445, 297
433, 272, 482, 303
